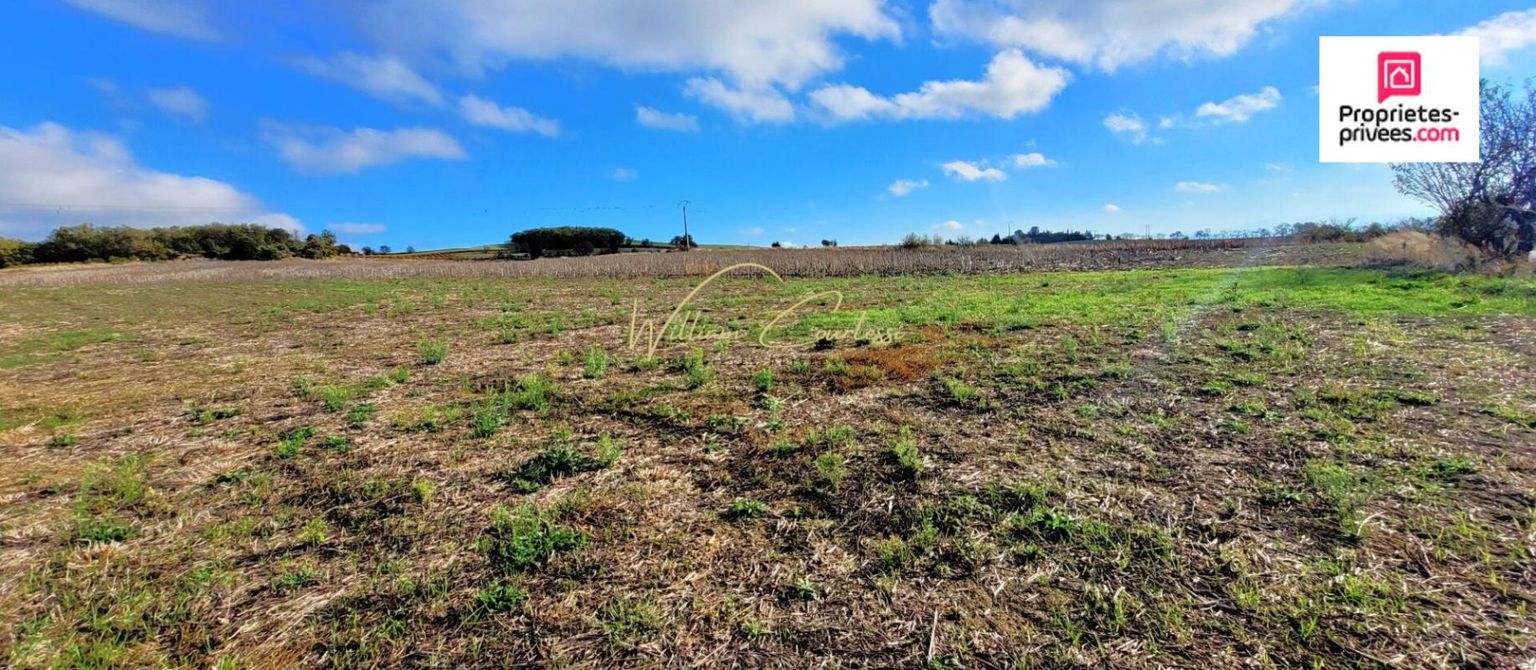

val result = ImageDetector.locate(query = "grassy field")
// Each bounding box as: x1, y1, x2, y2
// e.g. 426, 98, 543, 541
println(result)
1, 260, 1534, 667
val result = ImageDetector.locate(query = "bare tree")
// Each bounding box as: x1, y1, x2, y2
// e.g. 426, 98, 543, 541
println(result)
1391, 79, 1535, 258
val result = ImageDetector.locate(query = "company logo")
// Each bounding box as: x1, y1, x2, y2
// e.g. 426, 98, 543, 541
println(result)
1319, 36, 1479, 163
1377, 51, 1421, 102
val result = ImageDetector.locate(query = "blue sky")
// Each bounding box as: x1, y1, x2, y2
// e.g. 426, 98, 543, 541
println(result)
1, 1, 1533, 248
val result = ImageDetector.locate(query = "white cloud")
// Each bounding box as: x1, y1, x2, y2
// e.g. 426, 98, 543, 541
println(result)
145, 86, 209, 123
928, 0, 1311, 71
1103, 203, 1122, 213
744, 226, 766, 236
296, 52, 444, 106
357, 0, 898, 90
942, 160, 1006, 182
1103, 113, 1150, 144
0, 122, 296, 238
683, 78, 795, 124
887, 178, 930, 197
635, 106, 700, 132
1174, 181, 1226, 193
612, 167, 638, 182
1265, 162, 1292, 173
935, 220, 966, 231
264, 124, 467, 175
1010, 152, 1055, 168
1195, 86, 1281, 124
1456, 8, 1536, 67
63, 0, 219, 40
458, 95, 560, 136
329, 222, 386, 235
809, 50, 1069, 122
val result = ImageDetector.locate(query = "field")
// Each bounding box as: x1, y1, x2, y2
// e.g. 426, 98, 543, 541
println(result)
2, 247, 1535, 668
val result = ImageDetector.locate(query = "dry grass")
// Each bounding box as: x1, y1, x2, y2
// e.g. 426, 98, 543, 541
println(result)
0, 240, 1360, 287
1, 262, 1534, 668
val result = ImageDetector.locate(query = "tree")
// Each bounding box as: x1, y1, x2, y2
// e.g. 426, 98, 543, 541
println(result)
406, 245, 417, 253
669, 234, 696, 248
301, 231, 339, 259
361, 246, 374, 256
379, 245, 392, 254
0, 237, 35, 268
771, 241, 782, 248
1392, 79, 1536, 259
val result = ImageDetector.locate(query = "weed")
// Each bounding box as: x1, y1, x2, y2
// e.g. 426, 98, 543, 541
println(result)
506, 439, 619, 492
417, 339, 449, 365
1422, 458, 1476, 482
411, 478, 437, 505
726, 498, 770, 519
347, 403, 376, 427
601, 595, 661, 643
888, 427, 923, 477
752, 368, 774, 394
301, 518, 329, 546
813, 451, 847, 489
49, 432, 77, 448
677, 348, 713, 389
473, 581, 526, 613
790, 576, 819, 600
508, 374, 556, 411
1485, 405, 1536, 428
942, 377, 982, 406
583, 347, 609, 379
478, 505, 584, 574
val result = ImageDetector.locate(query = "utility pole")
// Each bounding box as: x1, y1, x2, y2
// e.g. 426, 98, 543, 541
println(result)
678, 200, 691, 251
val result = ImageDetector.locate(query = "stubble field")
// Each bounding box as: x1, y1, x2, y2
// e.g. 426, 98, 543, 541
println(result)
1, 247, 1534, 668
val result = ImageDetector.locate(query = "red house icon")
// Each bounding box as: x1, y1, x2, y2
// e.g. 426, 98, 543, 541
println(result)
1378, 52, 1421, 102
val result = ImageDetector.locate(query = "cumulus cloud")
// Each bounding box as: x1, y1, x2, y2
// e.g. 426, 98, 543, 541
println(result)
1195, 86, 1281, 124
356, 0, 898, 90
329, 222, 386, 235
683, 78, 795, 124
928, 0, 1312, 71
1103, 113, 1150, 143
1456, 8, 1536, 67
145, 86, 209, 123
612, 168, 638, 182
1103, 203, 1122, 213
264, 124, 467, 175
458, 95, 560, 136
63, 0, 219, 40
942, 160, 1006, 182
935, 220, 966, 231
635, 106, 700, 132
0, 122, 296, 238
296, 52, 444, 106
1174, 181, 1226, 193
1010, 152, 1055, 168
808, 50, 1069, 122
887, 178, 930, 197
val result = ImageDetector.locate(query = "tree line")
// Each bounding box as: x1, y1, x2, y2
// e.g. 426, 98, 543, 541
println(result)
0, 223, 352, 267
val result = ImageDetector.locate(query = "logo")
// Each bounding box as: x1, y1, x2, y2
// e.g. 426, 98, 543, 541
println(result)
1319, 36, 1479, 163
1377, 51, 1420, 102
